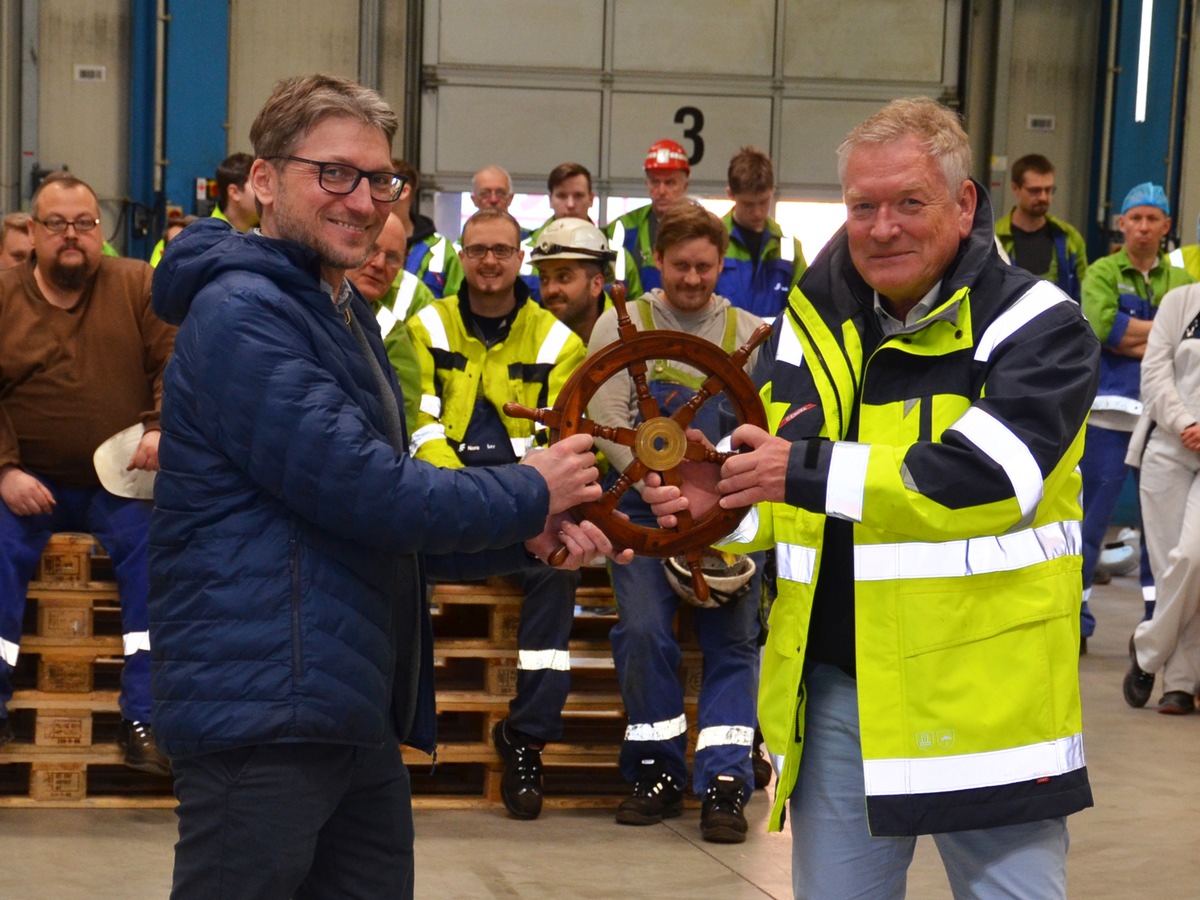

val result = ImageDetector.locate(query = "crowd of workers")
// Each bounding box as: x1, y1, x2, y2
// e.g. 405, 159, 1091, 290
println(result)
0, 71, 1196, 898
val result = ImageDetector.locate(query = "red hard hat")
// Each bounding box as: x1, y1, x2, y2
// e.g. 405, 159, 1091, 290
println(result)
644, 139, 690, 173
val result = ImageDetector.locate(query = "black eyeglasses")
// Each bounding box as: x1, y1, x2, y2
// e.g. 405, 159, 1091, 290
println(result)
268, 155, 407, 202
34, 216, 100, 234
462, 244, 518, 260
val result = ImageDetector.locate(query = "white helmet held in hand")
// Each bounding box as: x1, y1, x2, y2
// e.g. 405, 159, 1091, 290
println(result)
664, 550, 756, 609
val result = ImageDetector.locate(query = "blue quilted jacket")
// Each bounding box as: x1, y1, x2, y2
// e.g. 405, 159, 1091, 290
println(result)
149, 218, 549, 758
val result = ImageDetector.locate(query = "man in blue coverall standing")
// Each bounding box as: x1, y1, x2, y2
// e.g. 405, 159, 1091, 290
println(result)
716, 146, 807, 318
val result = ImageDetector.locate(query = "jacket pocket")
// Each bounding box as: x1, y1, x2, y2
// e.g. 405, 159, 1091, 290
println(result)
896, 561, 1076, 659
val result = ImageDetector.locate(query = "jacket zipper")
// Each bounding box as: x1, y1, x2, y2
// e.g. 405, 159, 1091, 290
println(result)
289, 538, 304, 680
788, 306, 848, 436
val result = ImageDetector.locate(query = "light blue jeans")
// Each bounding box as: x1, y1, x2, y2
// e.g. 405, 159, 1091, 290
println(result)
789, 665, 1069, 899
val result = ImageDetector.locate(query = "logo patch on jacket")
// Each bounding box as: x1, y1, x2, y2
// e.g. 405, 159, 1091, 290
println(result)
780, 403, 815, 429
915, 730, 955, 751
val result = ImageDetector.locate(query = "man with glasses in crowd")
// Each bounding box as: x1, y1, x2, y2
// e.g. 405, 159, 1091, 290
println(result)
408, 207, 587, 821
346, 210, 435, 434
470, 165, 516, 213
150, 75, 620, 897
0, 172, 175, 775
470, 163, 541, 300
995, 154, 1088, 301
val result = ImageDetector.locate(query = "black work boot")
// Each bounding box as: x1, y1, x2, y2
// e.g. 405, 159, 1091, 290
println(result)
751, 729, 772, 790
615, 759, 683, 825
1123, 635, 1155, 709
0, 717, 13, 747
701, 773, 748, 843
117, 719, 172, 777
491, 718, 544, 820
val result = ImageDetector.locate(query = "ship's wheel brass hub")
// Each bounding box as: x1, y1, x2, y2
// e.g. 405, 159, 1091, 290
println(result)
634, 417, 688, 470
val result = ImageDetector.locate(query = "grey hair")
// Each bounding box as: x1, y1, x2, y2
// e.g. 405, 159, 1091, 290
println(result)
836, 97, 971, 193
472, 165, 513, 195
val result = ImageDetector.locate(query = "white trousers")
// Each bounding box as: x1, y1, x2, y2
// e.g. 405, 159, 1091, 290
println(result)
1134, 430, 1200, 693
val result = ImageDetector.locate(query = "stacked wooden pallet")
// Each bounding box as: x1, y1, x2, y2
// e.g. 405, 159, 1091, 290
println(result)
408, 568, 701, 809
0, 539, 700, 809
0, 533, 173, 807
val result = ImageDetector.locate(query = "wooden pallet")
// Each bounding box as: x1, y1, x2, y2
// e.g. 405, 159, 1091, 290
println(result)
2, 543, 704, 809
0, 535, 176, 807
0, 761, 175, 808
409, 570, 702, 807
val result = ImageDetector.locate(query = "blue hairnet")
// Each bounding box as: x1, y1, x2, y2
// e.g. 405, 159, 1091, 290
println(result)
1120, 182, 1170, 216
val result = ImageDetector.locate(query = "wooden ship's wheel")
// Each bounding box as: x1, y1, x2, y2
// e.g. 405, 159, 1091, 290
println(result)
505, 285, 772, 602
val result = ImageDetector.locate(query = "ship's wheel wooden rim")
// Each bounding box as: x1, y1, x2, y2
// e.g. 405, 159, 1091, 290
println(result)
505, 285, 772, 600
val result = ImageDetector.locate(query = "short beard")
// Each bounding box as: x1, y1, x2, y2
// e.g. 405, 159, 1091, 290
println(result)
47, 258, 90, 291
271, 179, 378, 273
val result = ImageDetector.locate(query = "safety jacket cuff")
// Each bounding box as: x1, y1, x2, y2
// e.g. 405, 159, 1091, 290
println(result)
783, 437, 832, 513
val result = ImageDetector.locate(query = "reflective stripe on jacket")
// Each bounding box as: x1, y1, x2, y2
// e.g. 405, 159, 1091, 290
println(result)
1167, 243, 1200, 281
406, 233, 464, 299
605, 205, 660, 298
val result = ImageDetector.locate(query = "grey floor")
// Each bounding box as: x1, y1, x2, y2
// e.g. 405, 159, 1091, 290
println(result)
2, 575, 1197, 899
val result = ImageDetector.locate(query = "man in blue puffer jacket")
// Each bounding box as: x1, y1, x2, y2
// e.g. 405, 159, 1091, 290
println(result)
149, 73, 625, 900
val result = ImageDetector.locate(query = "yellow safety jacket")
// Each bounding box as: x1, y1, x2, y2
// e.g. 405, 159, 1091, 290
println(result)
407, 287, 585, 468
373, 270, 437, 436
729, 195, 1099, 836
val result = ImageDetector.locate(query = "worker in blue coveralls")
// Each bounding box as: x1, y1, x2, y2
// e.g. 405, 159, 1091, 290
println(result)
589, 200, 764, 846
716, 146, 807, 319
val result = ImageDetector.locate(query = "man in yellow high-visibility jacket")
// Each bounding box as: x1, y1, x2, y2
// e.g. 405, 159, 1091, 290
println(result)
408, 207, 586, 823
647, 98, 1098, 898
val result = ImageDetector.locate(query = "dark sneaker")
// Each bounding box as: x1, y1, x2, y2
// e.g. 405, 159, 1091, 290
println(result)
615, 759, 683, 825
701, 774, 748, 844
1158, 691, 1195, 716
751, 731, 772, 790
1123, 636, 1155, 709
117, 719, 172, 777
0, 717, 13, 747
491, 718, 544, 820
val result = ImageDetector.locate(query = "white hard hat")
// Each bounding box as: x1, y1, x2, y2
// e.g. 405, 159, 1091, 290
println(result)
530, 218, 616, 266
93, 424, 155, 500
663, 550, 756, 609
